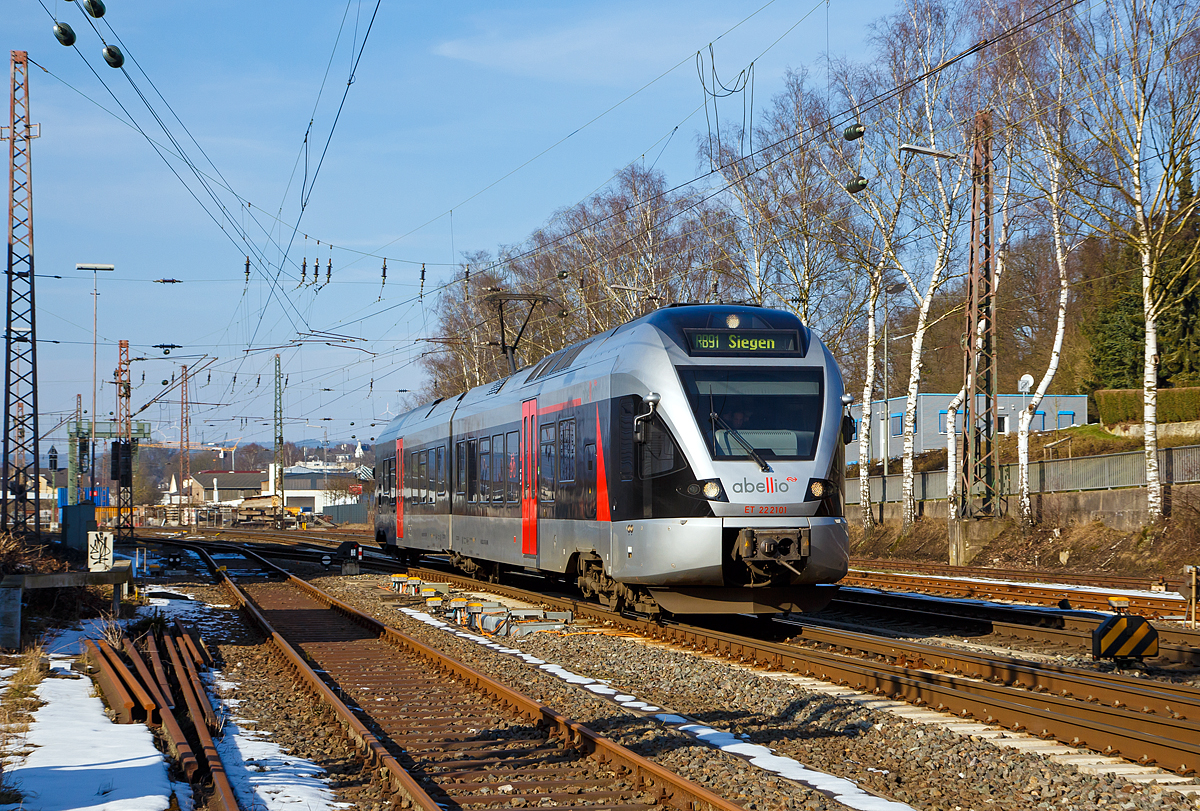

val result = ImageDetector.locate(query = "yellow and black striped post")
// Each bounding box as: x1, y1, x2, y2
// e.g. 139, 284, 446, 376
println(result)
1092, 614, 1159, 660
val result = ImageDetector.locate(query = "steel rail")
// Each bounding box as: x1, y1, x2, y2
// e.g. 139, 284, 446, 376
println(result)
409, 567, 1200, 774
175, 541, 747, 811
850, 557, 1184, 593
840, 570, 1186, 616
827, 592, 1200, 665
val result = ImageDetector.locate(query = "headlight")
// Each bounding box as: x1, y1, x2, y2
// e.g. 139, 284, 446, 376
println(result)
681, 478, 727, 501
807, 478, 835, 500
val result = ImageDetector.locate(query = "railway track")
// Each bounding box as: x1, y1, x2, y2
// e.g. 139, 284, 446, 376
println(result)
171, 540, 745, 811
850, 557, 1185, 593
825, 590, 1200, 666
842, 568, 1188, 617
406, 565, 1200, 776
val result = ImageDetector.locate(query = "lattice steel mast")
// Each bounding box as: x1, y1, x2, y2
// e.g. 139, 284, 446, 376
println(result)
958, 112, 998, 519
273, 354, 284, 527
179, 364, 189, 523
2, 51, 41, 538
113, 340, 133, 541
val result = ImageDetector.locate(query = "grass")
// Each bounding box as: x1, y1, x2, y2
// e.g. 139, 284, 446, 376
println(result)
0, 642, 50, 803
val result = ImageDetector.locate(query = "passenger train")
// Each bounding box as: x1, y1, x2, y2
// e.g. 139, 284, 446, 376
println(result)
374, 303, 853, 615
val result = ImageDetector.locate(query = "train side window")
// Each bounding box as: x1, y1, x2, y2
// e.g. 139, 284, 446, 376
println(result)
479, 437, 491, 502
491, 433, 504, 501
640, 415, 685, 479
408, 451, 418, 505
539, 423, 556, 501
388, 458, 396, 505
467, 439, 478, 502
436, 445, 446, 495
558, 419, 576, 482
380, 459, 390, 506
506, 430, 520, 502
618, 397, 636, 482
455, 442, 466, 494
416, 451, 426, 505
423, 450, 434, 504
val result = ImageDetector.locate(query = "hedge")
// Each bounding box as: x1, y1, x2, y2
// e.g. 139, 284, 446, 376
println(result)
1094, 387, 1200, 424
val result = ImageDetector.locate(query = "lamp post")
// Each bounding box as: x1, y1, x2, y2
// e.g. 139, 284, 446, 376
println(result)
881, 281, 906, 477
75, 263, 114, 498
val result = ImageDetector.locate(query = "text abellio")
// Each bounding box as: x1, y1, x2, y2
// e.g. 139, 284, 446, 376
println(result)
730, 477, 789, 494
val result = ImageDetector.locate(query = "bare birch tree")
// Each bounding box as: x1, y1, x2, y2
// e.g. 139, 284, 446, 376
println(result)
1063, 0, 1200, 521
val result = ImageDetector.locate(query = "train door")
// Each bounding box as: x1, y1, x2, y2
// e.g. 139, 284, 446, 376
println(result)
521, 399, 538, 555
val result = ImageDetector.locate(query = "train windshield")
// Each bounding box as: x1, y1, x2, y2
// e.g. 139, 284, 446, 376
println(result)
677, 367, 824, 461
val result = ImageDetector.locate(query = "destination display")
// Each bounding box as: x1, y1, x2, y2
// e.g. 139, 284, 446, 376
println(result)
684, 329, 800, 356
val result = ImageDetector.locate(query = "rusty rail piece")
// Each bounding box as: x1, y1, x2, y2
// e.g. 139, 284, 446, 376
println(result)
841, 569, 1185, 617
122, 638, 199, 778
83, 639, 137, 724
411, 566, 1200, 775
826, 591, 1200, 665
162, 632, 240, 811
198, 543, 748, 811
850, 557, 1185, 594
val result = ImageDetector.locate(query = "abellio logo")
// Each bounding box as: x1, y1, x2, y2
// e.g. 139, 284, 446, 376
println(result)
731, 477, 790, 494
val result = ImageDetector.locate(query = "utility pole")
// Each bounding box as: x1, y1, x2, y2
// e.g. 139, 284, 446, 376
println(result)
113, 340, 133, 542
2, 51, 41, 539
956, 112, 998, 552
179, 364, 189, 524
273, 354, 284, 527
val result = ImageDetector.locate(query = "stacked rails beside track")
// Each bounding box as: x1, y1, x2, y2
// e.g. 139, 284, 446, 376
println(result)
409, 566, 1200, 775
169, 541, 745, 811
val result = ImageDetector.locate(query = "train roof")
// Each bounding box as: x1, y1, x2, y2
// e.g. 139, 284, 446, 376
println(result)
381, 303, 816, 435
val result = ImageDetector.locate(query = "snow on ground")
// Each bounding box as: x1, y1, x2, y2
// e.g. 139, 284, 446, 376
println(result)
0, 660, 174, 811
0, 589, 343, 811
398, 605, 918, 811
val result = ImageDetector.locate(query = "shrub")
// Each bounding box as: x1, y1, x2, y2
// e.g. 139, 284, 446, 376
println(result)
1094, 387, 1200, 424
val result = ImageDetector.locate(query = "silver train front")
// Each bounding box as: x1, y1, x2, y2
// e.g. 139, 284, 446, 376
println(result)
374, 304, 850, 614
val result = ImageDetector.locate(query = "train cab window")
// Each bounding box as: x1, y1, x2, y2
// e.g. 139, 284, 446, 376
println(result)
436, 446, 446, 494
640, 415, 685, 479
618, 398, 636, 481
506, 430, 520, 502
539, 424, 556, 501
455, 442, 466, 494
558, 419, 576, 482
492, 434, 505, 501
467, 439, 478, 502
479, 437, 491, 502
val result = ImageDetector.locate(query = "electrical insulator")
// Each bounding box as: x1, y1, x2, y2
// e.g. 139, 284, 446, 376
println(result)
102, 45, 124, 68
245, 255, 251, 283
843, 123, 865, 141
326, 257, 331, 285
83, 0, 105, 18
53, 22, 76, 46
845, 175, 869, 194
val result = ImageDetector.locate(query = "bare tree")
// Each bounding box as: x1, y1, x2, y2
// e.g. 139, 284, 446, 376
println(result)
836, 0, 973, 533
1063, 0, 1200, 521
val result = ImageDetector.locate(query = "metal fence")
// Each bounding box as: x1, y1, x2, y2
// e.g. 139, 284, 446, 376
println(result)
321, 501, 368, 524
846, 444, 1200, 504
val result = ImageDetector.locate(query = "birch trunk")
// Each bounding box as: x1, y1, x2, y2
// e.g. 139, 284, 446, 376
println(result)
859, 278, 880, 531
900, 290, 936, 531
1142, 245, 1162, 520
945, 386, 965, 522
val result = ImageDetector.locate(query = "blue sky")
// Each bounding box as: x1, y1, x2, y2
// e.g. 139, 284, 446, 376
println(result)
5, 0, 892, 450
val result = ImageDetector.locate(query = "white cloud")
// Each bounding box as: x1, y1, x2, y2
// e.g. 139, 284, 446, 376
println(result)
433, 6, 733, 85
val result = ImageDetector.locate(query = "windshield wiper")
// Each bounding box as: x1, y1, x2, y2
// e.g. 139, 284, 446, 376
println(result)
709, 411, 771, 472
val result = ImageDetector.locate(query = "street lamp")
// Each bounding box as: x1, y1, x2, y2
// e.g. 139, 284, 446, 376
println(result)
898, 143, 962, 161
76, 263, 114, 496
881, 281, 906, 477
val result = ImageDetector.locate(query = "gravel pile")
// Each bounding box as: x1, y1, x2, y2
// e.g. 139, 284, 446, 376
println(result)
313, 573, 1199, 811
